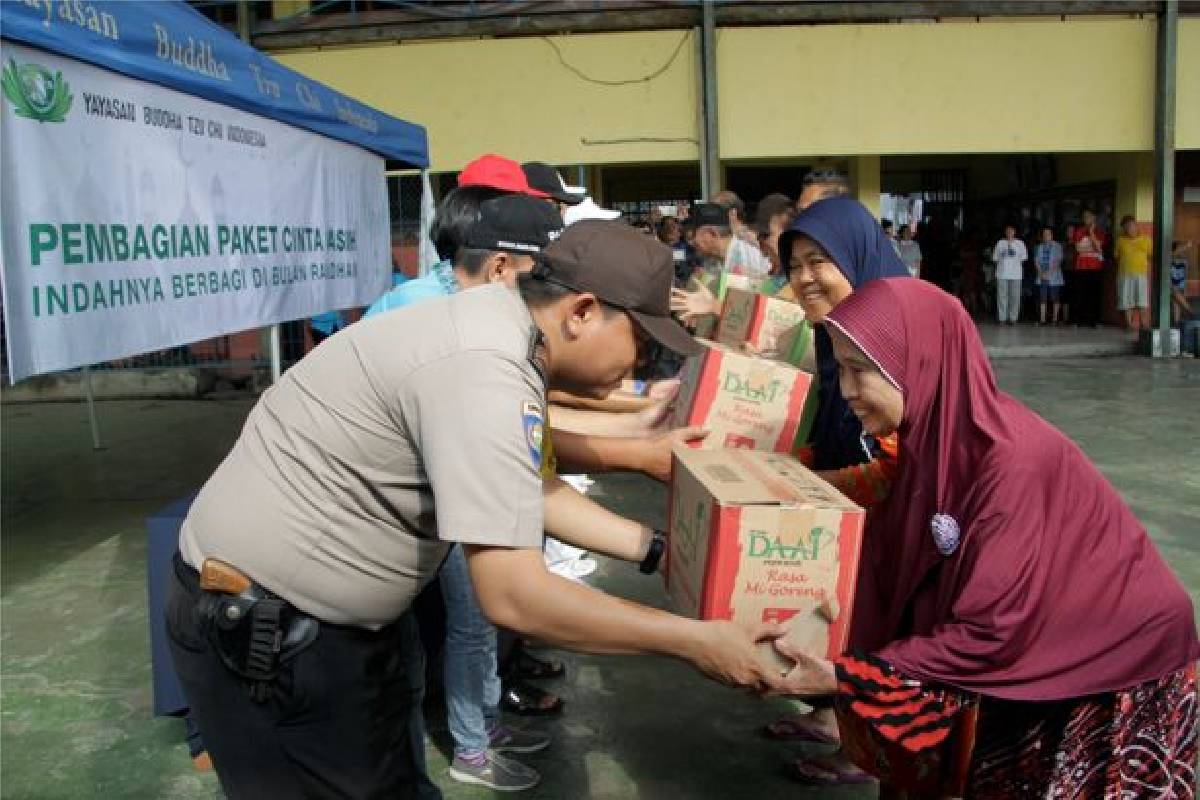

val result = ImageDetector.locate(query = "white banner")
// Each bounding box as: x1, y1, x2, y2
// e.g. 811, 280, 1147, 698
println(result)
1, 42, 390, 382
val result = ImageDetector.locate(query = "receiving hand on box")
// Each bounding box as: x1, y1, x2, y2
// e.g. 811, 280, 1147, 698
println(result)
638, 425, 710, 483
636, 378, 682, 434
671, 283, 718, 324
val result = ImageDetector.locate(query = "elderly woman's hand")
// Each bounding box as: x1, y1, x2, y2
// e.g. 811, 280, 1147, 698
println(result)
770, 639, 838, 697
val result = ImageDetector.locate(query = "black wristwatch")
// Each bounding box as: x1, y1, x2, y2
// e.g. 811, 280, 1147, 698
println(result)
639, 530, 667, 575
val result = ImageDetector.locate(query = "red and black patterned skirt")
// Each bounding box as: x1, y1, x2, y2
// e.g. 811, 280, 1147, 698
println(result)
969, 664, 1197, 799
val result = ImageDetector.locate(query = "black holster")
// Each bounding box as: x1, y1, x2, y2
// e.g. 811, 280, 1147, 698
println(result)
198, 587, 319, 702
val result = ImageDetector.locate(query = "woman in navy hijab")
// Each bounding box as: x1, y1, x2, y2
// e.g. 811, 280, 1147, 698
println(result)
764, 195, 911, 786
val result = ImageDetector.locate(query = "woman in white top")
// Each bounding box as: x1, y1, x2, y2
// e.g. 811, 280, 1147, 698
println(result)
897, 226, 923, 278
991, 225, 1028, 325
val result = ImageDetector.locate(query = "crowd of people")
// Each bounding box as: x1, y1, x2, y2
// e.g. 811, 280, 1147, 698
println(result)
948, 210, 1196, 335
633, 176, 1198, 342
166, 155, 1197, 800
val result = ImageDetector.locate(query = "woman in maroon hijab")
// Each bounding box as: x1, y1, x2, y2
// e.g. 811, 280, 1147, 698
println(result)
775, 278, 1198, 797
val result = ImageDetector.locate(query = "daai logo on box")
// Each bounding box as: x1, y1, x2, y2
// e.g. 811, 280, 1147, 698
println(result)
2, 58, 73, 124
747, 527, 833, 562
722, 370, 784, 403
766, 304, 803, 326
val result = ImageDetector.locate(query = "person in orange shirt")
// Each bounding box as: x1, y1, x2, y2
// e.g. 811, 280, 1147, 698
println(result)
1114, 215, 1153, 335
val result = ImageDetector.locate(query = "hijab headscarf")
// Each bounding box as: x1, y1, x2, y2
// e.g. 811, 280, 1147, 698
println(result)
778, 197, 909, 470
826, 279, 1198, 701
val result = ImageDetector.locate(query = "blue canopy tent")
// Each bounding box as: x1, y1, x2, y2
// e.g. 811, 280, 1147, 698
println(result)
1, 0, 427, 167
2, 0, 430, 414
2, 0, 428, 719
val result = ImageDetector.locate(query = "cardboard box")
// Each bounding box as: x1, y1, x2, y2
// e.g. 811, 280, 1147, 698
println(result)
716, 287, 806, 356
691, 272, 761, 339
673, 339, 813, 453
774, 322, 817, 373
667, 448, 865, 664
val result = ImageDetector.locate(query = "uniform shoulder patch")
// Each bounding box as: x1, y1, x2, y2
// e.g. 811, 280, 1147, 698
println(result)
522, 400, 545, 470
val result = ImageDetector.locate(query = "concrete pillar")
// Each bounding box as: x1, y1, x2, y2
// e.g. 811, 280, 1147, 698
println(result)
589, 165, 605, 205
699, 2, 720, 197
1153, 0, 1178, 345
850, 155, 882, 218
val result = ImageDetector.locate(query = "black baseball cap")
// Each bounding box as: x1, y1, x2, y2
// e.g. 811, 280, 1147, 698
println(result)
521, 162, 586, 206
686, 202, 731, 230
534, 220, 703, 357
465, 195, 564, 254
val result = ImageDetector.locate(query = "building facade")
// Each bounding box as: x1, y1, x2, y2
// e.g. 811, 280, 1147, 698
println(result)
225, 1, 1199, 318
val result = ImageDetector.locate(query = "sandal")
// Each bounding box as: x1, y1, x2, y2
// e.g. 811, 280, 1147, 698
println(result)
790, 755, 876, 786
501, 680, 564, 717
763, 714, 840, 745
511, 651, 566, 681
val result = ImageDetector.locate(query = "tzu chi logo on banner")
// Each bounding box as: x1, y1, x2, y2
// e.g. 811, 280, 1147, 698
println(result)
2, 58, 73, 123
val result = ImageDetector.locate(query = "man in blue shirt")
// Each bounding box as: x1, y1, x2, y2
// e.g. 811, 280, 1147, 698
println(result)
366, 259, 456, 316
1171, 240, 1193, 325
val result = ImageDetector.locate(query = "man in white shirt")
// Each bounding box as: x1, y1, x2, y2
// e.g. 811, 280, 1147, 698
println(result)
992, 224, 1028, 325
690, 201, 772, 280
897, 226, 923, 278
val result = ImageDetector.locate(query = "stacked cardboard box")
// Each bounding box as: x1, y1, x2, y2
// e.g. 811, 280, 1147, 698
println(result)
715, 287, 811, 365
691, 272, 762, 339
667, 448, 865, 664
716, 286, 817, 373
673, 339, 812, 453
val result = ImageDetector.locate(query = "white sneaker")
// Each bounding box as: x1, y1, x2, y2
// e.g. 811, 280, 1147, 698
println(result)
544, 536, 587, 567
569, 558, 598, 579
559, 474, 595, 493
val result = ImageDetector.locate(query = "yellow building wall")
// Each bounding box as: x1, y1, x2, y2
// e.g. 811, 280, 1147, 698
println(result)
718, 20, 1157, 158
273, 18, 1194, 170
1116, 152, 1155, 222
1178, 18, 1200, 150
275, 31, 699, 172
271, 0, 310, 19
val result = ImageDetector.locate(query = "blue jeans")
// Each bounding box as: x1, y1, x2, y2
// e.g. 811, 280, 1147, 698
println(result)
397, 609, 443, 800
441, 544, 500, 757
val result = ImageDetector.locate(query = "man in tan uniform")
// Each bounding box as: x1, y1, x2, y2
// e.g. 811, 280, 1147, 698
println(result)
168, 218, 785, 799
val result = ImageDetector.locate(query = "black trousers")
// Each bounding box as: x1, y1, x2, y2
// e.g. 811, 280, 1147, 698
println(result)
1073, 270, 1104, 326
166, 557, 421, 800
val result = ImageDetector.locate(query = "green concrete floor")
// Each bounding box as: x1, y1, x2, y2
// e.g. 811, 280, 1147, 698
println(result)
2, 358, 1197, 799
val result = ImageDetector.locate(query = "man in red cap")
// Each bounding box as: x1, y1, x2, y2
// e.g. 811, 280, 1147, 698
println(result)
458, 153, 550, 198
